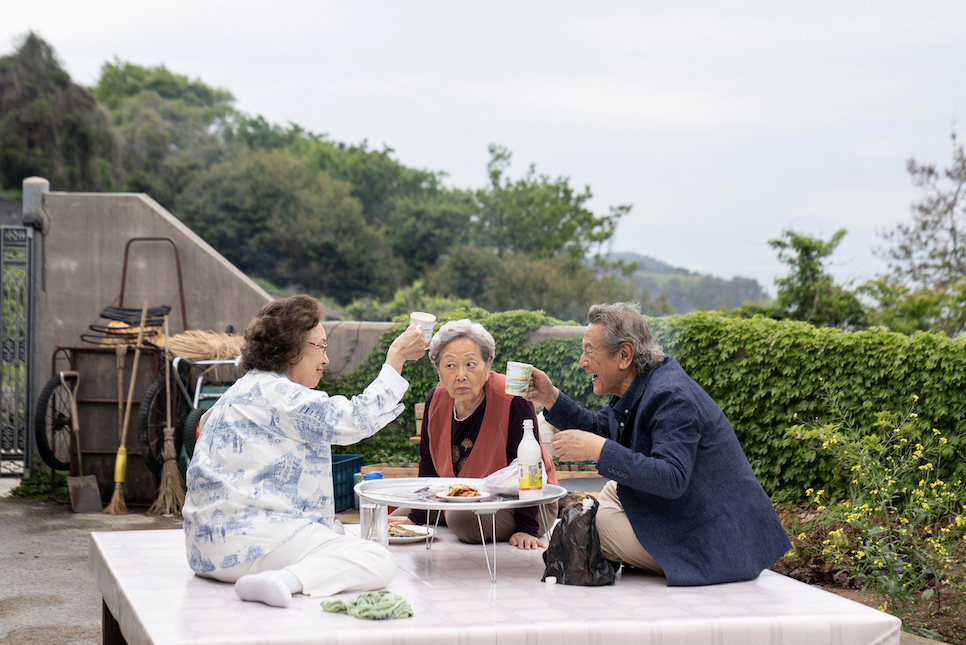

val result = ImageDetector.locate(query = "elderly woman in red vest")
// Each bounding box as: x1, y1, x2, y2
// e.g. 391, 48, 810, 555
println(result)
390, 319, 558, 549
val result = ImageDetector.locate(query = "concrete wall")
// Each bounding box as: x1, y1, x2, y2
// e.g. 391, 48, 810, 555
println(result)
39, 192, 273, 369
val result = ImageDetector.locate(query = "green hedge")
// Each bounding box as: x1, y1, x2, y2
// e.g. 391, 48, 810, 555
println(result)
324, 309, 966, 502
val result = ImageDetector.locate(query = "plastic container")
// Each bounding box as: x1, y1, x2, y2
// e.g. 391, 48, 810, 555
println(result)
331, 454, 364, 512
517, 419, 544, 501
360, 471, 388, 546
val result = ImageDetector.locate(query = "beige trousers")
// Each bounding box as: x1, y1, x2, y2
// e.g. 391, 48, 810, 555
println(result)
199, 523, 397, 597
392, 502, 558, 543
596, 481, 664, 574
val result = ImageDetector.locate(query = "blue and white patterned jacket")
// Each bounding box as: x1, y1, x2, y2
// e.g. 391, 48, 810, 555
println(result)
183, 365, 408, 573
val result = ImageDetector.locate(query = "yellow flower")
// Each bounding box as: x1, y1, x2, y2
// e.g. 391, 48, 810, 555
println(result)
941, 438, 948, 445
805, 488, 813, 497
909, 413, 918, 418
877, 604, 887, 612
912, 395, 919, 402
798, 533, 807, 541
933, 428, 941, 435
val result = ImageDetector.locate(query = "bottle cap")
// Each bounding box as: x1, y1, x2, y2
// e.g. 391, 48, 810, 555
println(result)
545, 576, 557, 585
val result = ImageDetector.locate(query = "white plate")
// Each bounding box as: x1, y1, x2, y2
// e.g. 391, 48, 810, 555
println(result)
388, 525, 437, 544
437, 492, 486, 503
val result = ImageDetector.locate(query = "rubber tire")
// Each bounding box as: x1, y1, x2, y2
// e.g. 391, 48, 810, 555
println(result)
182, 407, 205, 462
136, 375, 187, 475
34, 374, 75, 471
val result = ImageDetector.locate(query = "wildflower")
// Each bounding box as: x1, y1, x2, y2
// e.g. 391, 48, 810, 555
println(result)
941, 437, 948, 445
932, 428, 941, 435
909, 413, 918, 418
798, 533, 807, 541
912, 395, 919, 402
805, 488, 813, 497
877, 604, 887, 612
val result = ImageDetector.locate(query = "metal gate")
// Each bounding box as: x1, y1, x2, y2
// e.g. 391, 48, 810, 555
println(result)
0, 226, 33, 478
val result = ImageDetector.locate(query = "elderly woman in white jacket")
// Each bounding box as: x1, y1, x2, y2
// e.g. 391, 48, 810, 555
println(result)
183, 295, 426, 608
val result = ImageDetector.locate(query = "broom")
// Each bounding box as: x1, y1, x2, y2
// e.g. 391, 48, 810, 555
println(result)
148, 315, 185, 516
103, 300, 149, 515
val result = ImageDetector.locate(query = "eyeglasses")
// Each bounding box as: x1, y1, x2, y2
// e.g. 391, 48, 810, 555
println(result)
306, 341, 328, 356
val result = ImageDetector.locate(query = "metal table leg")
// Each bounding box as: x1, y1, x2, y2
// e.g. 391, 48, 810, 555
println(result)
474, 509, 499, 583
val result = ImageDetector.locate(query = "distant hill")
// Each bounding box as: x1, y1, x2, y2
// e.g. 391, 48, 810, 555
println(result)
601, 252, 770, 314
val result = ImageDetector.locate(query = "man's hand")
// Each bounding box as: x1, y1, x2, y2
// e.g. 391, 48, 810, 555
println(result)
525, 367, 559, 411
386, 324, 429, 374
388, 515, 415, 525
509, 532, 546, 550
551, 430, 606, 463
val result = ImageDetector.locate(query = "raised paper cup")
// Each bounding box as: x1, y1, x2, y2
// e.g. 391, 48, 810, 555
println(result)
410, 311, 436, 343
505, 361, 533, 396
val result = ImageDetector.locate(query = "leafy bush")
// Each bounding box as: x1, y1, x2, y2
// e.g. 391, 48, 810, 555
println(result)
773, 385, 966, 632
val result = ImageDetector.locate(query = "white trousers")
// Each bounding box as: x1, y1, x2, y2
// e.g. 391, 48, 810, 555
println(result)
199, 523, 397, 597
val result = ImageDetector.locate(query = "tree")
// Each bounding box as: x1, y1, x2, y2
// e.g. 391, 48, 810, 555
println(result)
174, 148, 400, 303
876, 134, 966, 336
767, 229, 866, 329
473, 145, 629, 260
0, 33, 119, 191
93, 60, 235, 207
93, 59, 235, 121
426, 247, 668, 322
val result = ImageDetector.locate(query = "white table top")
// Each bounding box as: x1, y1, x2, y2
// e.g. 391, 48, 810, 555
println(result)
89, 528, 900, 645
355, 477, 567, 511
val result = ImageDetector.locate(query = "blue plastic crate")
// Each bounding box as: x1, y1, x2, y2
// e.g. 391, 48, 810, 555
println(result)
332, 454, 364, 512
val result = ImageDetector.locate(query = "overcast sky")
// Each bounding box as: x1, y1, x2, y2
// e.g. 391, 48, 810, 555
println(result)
5, 1, 966, 296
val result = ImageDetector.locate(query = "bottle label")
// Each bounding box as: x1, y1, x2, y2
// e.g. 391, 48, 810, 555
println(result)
519, 461, 544, 491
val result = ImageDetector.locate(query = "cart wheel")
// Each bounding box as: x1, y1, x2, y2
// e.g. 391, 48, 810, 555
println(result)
34, 374, 76, 471
183, 407, 205, 461
136, 375, 187, 475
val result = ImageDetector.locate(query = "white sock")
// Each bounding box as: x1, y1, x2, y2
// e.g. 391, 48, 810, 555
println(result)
235, 570, 303, 608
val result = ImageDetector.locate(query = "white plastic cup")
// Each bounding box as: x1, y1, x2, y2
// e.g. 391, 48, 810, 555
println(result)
505, 361, 534, 396
410, 311, 436, 344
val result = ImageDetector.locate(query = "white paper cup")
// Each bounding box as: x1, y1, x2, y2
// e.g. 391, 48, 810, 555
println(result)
505, 361, 533, 396
410, 311, 436, 343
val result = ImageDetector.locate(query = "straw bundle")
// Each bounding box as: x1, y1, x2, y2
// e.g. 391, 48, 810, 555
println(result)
168, 331, 244, 362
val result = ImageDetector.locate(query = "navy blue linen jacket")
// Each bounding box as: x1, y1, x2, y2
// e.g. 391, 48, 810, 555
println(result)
545, 357, 791, 586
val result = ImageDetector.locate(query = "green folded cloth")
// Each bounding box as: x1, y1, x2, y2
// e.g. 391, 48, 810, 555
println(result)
322, 591, 414, 620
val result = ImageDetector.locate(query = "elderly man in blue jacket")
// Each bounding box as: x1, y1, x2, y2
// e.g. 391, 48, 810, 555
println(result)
527, 302, 791, 586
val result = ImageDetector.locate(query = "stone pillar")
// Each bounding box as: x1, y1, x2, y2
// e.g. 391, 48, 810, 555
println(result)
22, 177, 48, 477
22, 176, 49, 230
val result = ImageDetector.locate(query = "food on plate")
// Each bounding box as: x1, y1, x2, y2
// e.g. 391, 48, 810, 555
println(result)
388, 524, 424, 538
444, 484, 481, 498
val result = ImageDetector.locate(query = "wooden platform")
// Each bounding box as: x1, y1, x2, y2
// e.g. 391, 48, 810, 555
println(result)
89, 528, 900, 645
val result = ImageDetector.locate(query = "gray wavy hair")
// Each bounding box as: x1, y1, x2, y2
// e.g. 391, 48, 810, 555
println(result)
428, 319, 496, 369
588, 302, 665, 376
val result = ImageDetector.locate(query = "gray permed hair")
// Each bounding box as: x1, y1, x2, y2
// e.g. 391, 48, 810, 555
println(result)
587, 302, 665, 376
428, 319, 496, 369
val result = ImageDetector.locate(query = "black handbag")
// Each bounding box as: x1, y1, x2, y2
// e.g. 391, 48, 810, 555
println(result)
542, 496, 616, 586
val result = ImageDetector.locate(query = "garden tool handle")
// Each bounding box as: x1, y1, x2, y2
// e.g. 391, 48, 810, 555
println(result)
60, 371, 82, 471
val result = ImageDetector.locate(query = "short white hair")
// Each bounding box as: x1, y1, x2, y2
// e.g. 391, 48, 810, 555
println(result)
428, 319, 496, 368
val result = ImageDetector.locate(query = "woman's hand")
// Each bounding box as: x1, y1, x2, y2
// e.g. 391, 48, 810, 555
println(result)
509, 532, 546, 550
386, 324, 429, 374
524, 367, 560, 412
551, 430, 606, 463
388, 515, 415, 525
